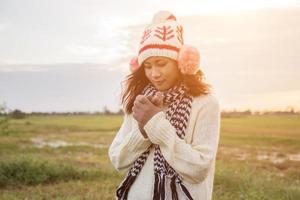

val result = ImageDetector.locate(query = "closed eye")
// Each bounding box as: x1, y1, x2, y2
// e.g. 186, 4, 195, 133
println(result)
157, 61, 167, 66
144, 65, 152, 69
143, 61, 166, 68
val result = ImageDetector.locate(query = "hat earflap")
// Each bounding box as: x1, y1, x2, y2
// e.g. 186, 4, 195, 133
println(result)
129, 56, 139, 73
178, 44, 200, 75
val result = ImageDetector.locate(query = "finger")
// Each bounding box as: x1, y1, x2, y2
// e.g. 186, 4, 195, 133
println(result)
133, 99, 143, 108
136, 95, 148, 104
147, 95, 153, 102
135, 95, 144, 104
136, 96, 150, 106
154, 93, 164, 106
135, 95, 143, 100
132, 103, 140, 112
132, 112, 137, 120
151, 96, 159, 106
147, 95, 157, 105
132, 108, 141, 120
156, 92, 164, 103
133, 104, 142, 114
139, 96, 149, 104
132, 105, 136, 113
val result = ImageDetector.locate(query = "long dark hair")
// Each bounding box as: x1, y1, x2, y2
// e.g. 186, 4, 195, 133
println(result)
120, 64, 212, 114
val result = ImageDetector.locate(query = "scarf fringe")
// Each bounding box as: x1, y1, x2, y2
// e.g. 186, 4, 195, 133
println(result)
153, 173, 160, 199
170, 176, 179, 200
153, 173, 167, 200
116, 172, 194, 200
160, 174, 166, 199
178, 181, 194, 200
116, 173, 136, 200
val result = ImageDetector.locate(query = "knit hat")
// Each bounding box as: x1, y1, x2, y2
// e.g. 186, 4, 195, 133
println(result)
129, 10, 200, 75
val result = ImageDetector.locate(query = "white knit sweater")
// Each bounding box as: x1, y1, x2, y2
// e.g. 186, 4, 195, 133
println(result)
108, 93, 221, 200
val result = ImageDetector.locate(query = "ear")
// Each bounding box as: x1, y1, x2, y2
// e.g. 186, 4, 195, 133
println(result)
129, 56, 140, 73
178, 44, 200, 75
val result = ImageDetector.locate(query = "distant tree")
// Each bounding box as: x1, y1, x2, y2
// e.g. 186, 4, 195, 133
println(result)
117, 108, 124, 115
10, 109, 26, 119
103, 106, 112, 115
0, 103, 10, 135
243, 109, 252, 115
287, 106, 295, 114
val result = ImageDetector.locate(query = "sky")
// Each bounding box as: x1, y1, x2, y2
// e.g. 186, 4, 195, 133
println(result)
0, 0, 300, 112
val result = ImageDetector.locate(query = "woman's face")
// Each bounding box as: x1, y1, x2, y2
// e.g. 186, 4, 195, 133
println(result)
143, 56, 181, 91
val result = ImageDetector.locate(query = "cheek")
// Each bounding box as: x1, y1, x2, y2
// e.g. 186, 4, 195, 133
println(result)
164, 66, 179, 82
144, 69, 151, 79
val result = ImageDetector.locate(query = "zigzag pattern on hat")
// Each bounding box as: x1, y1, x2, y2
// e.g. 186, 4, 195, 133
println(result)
137, 11, 184, 67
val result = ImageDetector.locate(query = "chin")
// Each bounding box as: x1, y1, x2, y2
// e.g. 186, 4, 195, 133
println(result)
155, 85, 170, 91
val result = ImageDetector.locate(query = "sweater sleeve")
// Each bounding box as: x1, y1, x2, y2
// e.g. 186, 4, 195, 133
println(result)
143, 96, 221, 184
108, 113, 153, 172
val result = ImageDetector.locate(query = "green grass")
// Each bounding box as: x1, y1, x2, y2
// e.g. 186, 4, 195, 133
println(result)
8, 115, 123, 134
0, 114, 299, 199
213, 160, 300, 200
221, 115, 300, 151
0, 155, 93, 187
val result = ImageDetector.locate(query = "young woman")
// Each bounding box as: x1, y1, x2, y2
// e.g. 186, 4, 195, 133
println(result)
108, 10, 221, 200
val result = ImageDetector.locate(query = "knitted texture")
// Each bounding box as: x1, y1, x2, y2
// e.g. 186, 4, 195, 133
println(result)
129, 10, 201, 75
116, 81, 194, 200
137, 10, 184, 67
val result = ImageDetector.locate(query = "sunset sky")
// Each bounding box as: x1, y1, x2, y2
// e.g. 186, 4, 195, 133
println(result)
0, 0, 299, 112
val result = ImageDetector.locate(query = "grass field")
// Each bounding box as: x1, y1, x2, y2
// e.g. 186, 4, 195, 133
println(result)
0, 114, 299, 200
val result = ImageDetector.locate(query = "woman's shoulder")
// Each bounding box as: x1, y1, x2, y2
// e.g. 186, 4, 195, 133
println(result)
191, 93, 220, 111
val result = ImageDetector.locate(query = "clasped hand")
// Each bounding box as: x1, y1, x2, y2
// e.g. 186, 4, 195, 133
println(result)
132, 92, 164, 138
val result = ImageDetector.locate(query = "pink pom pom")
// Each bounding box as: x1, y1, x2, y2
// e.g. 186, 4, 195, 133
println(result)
178, 45, 200, 75
129, 56, 140, 73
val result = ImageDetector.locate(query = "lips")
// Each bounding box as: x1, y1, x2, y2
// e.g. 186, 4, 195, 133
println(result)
153, 80, 165, 85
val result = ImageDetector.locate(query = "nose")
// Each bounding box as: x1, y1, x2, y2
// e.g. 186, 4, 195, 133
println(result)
151, 66, 161, 78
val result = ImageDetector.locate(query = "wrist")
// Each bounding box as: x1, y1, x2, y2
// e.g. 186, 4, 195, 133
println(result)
143, 108, 162, 128
139, 125, 148, 139
150, 107, 162, 118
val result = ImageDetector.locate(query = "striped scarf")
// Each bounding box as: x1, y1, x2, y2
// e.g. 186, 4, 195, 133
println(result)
116, 81, 194, 200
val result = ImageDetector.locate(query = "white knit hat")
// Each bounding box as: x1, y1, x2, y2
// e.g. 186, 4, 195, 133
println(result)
137, 10, 184, 66
129, 10, 200, 75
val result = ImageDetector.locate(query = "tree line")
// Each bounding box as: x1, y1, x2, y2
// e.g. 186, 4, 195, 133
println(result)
0, 104, 299, 119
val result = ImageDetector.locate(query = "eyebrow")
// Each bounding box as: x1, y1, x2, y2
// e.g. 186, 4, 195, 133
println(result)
144, 59, 165, 65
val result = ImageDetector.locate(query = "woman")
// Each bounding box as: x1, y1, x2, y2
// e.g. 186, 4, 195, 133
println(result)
108, 10, 221, 200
